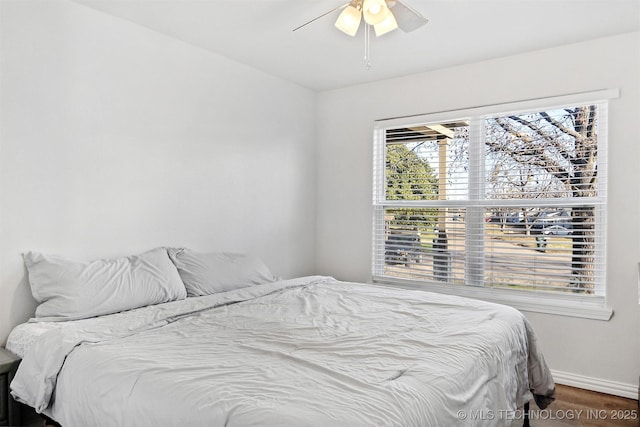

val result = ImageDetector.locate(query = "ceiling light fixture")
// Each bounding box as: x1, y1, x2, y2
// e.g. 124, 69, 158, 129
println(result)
293, 0, 427, 70
334, 0, 399, 69
334, 0, 398, 39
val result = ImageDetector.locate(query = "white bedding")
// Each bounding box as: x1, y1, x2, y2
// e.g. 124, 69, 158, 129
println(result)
10, 276, 555, 427
6, 321, 62, 359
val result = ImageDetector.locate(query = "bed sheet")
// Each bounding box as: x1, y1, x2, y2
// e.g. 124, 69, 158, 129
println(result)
6, 322, 63, 358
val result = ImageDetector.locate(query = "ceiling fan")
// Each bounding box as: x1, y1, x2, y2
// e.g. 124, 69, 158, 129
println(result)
293, 0, 427, 69
293, 0, 428, 37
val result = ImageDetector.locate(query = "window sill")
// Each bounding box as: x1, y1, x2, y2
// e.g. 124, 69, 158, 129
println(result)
371, 276, 613, 321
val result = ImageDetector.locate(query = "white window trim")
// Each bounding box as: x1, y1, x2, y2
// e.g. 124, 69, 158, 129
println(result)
372, 89, 619, 321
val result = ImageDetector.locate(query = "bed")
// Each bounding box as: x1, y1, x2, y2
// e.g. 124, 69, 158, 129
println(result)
7, 247, 555, 426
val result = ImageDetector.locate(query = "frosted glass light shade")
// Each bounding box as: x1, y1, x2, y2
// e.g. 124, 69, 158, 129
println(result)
374, 11, 398, 36
334, 5, 362, 36
362, 0, 389, 25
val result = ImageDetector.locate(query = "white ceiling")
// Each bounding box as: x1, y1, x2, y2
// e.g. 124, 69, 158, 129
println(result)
74, 0, 640, 91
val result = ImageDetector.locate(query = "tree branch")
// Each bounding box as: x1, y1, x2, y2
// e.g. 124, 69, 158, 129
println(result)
490, 119, 571, 183
539, 112, 583, 140
506, 115, 573, 164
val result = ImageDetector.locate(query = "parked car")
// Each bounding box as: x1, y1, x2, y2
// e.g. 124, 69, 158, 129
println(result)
385, 230, 422, 266
542, 225, 573, 236
532, 209, 572, 230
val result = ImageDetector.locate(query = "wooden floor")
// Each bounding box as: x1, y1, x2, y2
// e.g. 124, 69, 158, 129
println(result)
528, 384, 639, 427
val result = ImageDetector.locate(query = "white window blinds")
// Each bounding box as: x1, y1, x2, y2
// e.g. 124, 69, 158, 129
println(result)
373, 91, 613, 297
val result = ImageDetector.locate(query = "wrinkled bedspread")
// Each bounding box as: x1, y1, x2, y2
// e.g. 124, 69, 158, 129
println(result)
11, 276, 555, 426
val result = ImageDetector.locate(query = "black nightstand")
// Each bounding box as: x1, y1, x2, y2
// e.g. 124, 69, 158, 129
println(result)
0, 348, 20, 426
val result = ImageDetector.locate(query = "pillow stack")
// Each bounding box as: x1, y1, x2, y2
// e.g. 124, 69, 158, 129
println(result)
23, 247, 278, 321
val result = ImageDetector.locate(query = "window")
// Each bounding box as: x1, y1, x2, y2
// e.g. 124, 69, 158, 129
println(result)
372, 90, 617, 319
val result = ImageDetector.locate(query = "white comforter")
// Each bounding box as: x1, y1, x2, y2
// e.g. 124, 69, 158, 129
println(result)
11, 276, 555, 426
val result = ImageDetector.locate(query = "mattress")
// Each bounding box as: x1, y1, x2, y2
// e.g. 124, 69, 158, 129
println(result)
10, 276, 555, 427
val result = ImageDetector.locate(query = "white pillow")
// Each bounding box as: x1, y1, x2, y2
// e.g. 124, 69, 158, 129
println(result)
167, 248, 278, 296
24, 247, 187, 321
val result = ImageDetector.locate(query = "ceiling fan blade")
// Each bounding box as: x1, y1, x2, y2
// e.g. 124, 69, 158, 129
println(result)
388, 0, 428, 33
292, 3, 350, 32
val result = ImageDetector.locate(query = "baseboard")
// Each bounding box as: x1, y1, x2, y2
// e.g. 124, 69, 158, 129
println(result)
551, 369, 638, 400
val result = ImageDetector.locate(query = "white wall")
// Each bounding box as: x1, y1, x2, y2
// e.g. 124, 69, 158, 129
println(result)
0, 0, 317, 343
316, 32, 640, 394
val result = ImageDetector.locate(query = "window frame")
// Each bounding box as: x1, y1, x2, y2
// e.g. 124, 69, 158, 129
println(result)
372, 89, 618, 320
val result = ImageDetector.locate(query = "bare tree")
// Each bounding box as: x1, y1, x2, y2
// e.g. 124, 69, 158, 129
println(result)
484, 105, 598, 292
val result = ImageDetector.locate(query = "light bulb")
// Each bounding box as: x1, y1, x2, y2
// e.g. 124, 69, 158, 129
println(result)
362, 0, 389, 26
374, 10, 398, 36
335, 5, 362, 37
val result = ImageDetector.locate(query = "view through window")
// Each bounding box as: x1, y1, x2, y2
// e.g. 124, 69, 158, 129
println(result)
373, 101, 607, 296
